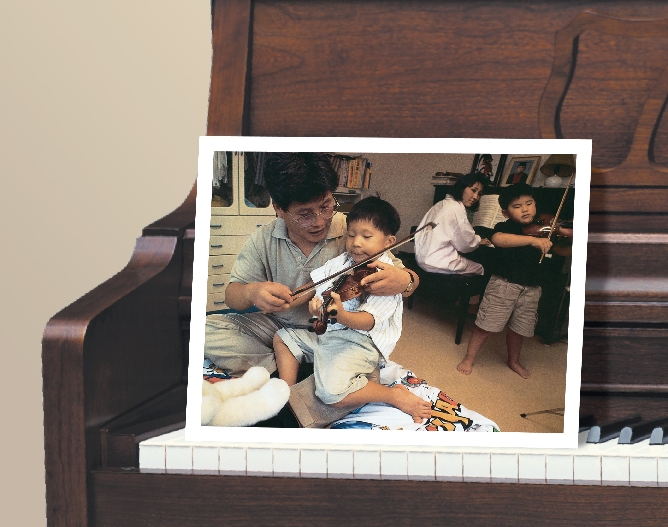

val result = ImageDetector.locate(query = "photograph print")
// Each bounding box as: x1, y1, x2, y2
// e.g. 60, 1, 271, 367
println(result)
186, 136, 591, 450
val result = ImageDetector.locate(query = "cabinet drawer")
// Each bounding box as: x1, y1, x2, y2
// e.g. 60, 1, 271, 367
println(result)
206, 292, 227, 313
209, 235, 248, 255
209, 215, 273, 236
208, 254, 238, 275
207, 273, 231, 295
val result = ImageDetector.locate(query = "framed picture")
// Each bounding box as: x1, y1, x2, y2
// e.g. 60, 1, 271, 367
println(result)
184, 136, 593, 452
500, 155, 542, 186
471, 153, 507, 186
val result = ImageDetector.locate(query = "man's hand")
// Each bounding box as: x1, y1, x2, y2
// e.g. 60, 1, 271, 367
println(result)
359, 261, 413, 296
244, 281, 293, 312
530, 237, 553, 255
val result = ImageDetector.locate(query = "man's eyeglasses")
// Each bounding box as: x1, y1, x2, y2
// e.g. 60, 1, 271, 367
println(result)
287, 198, 340, 228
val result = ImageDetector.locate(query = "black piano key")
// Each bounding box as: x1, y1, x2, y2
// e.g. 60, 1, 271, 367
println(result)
618, 417, 668, 444
586, 415, 642, 444
649, 422, 668, 445
579, 414, 596, 433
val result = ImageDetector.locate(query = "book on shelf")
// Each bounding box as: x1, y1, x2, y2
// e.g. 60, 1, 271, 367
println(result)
329, 154, 370, 189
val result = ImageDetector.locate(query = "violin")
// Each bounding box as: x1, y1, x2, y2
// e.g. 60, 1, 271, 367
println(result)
522, 214, 573, 241
290, 221, 437, 334
308, 266, 375, 335
530, 169, 577, 263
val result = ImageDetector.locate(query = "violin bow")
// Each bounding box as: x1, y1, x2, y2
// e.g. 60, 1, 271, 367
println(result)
290, 221, 437, 300
539, 170, 576, 264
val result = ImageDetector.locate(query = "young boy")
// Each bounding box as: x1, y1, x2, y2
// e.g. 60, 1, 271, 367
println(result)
456, 183, 553, 379
273, 196, 431, 423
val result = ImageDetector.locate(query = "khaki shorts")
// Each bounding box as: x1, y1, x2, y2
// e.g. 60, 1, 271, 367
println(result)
475, 275, 541, 337
277, 327, 380, 405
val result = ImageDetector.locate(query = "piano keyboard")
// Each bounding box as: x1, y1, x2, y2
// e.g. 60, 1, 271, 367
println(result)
139, 427, 668, 485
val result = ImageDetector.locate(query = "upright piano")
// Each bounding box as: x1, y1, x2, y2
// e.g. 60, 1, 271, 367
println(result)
42, 1, 668, 525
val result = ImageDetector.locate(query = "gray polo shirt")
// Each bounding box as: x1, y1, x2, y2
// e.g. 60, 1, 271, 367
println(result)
230, 212, 406, 327
229, 213, 348, 326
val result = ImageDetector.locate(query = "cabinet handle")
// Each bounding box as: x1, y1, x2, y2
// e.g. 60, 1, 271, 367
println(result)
211, 263, 225, 268
211, 224, 222, 229
210, 244, 223, 248
214, 300, 226, 305
212, 282, 226, 287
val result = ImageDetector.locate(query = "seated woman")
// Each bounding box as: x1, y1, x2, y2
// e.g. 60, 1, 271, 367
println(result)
414, 171, 490, 275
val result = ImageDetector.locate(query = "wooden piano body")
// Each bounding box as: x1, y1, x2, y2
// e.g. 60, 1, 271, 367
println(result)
43, 1, 668, 525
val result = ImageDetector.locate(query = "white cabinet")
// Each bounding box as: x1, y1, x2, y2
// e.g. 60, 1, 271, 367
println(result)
207, 152, 275, 312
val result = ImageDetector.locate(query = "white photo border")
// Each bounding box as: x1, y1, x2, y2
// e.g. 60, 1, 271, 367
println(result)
186, 136, 591, 450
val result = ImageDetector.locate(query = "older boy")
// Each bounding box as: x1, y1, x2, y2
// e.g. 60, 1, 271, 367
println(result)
273, 197, 431, 423
456, 184, 552, 378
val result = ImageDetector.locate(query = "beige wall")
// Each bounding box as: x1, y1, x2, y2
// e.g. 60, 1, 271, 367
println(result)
0, 2, 211, 525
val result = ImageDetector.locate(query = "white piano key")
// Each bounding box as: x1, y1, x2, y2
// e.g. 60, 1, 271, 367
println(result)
601, 455, 629, 485
246, 447, 272, 477
545, 454, 573, 484
435, 452, 463, 482
407, 451, 435, 481
192, 445, 219, 474
328, 449, 354, 479
380, 450, 408, 480
138, 444, 167, 472
518, 454, 545, 483
491, 453, 518, 483
354, 450, 381, 479
165, 445, 193, 473
273, 448, 300, 478
164, 429, 193, 473
463, 453, 490, 482
573, 435, 621, 485
657, 453, 668, 486
219, 446, 246, 475
300, 448, 328, 479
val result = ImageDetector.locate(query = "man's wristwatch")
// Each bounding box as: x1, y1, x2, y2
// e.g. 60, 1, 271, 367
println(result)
402, 271, 415, 294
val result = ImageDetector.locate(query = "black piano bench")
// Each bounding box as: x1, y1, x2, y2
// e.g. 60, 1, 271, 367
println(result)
396, 251, 487, 345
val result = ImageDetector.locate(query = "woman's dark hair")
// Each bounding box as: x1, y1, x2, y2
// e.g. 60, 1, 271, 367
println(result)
263, 152, 339, 210
347, 196, 401, 236
447, 171, 487, 211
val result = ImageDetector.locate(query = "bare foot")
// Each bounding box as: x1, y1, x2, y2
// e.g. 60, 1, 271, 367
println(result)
507, 361, 531, 379
390, 385, 432, 423
457, 358, 474, 375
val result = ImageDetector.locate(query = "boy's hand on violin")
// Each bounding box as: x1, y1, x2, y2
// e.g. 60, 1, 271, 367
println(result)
247, 282, 293, 312
360, 262, 408, 296
308, 296, 323, 317
530, 237, 553, 255
326, 291, 345, 316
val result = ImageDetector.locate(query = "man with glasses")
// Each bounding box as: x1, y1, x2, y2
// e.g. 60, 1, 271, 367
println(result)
204, 152, 419, 426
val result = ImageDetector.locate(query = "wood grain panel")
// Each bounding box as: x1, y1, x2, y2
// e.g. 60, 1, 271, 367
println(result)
582, 330, 668, 385
91, 470, 668, 527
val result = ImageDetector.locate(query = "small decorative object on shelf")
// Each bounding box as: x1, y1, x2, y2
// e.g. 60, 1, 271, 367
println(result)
431, 171, 463, 185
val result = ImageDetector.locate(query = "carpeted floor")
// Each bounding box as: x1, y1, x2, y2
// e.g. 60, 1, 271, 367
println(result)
391, 294, 569, 433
